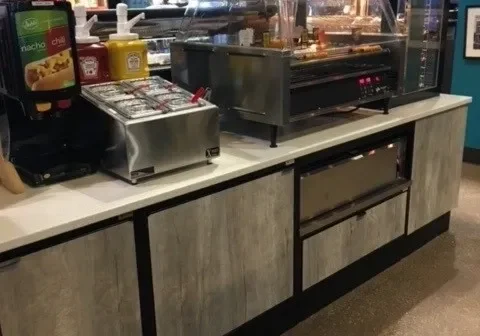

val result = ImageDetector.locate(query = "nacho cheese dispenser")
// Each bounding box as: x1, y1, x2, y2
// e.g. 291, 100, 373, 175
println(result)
0, 0, 80, 118
105, 3, 149, 80
74, 4, 109, 85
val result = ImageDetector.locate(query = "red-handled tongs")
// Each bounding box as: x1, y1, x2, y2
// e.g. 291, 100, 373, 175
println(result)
191, 87, 206, 103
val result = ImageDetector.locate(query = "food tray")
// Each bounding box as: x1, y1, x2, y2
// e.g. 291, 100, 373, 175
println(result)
82, 77, 205, 119
111, 97, 164, 119
154, 92, 199, 112
125, 77, 183, 95
85, 83, 132, 101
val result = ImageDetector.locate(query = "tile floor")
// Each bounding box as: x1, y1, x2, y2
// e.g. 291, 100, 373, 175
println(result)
285, 163, 480, 336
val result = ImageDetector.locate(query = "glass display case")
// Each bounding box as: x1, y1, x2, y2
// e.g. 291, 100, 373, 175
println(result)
176, 0, 297, 50
177, 0, 400, 59
86, 0, 445, 110
396, 0, 445, 95
145, 37, 176, 66
306, 0, 397, 34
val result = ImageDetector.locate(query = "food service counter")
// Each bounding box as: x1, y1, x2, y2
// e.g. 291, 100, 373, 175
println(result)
0, 94, 471, 336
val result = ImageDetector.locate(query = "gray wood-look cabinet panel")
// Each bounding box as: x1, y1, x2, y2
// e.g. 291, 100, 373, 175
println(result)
148, 170, 294, 336
408, 107, 467, 234
0, 221, 142, 336
302, 193, 407, 290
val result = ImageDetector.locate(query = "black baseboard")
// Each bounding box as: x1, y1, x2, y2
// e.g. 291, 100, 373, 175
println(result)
228, 212, 450, 336
463, 147, 480, 165
403, 212, 450, 256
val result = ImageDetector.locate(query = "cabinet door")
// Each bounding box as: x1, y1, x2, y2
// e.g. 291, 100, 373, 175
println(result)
408, 107, 467, 234
0, 221, 142, 336
148, 170, 294, 336
302, 193, 407, 290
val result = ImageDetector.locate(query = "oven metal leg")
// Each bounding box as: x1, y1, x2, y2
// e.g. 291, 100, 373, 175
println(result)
383, 98, 390, 115
270, 125, 278, 148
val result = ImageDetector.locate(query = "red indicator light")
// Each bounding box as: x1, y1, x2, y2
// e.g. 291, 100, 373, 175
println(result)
366, 77, 371, 83
375, 76, 381, 82
359, 79, 365, 85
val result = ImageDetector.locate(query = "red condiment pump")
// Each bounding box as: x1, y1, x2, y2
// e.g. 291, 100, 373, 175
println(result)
74, 5, 110, 85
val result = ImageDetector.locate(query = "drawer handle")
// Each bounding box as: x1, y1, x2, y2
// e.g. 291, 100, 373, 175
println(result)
356, 211, 367, 219
0, 258, 20, 270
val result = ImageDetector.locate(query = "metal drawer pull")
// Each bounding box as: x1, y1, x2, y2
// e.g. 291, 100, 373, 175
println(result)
299, 179, 411, 238
356, 211, 367, 219
0, 258, 20, 270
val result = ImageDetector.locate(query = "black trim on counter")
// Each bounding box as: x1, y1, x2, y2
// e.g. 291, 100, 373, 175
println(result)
403, 123, 415, 235
133, 211, 158, 336
293, 168, 302, 295
463, 147, 480, 165
227, 212, 451, 336
0, 215, 133, 263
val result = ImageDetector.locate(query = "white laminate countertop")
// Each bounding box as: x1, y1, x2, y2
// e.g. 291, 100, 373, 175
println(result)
0, 94, 472, 254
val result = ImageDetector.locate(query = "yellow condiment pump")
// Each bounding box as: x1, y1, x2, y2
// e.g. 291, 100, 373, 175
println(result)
105, 3, 149, 80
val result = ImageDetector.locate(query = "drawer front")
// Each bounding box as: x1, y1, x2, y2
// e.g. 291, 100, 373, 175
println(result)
300, 144, 399, 222
302, 193, 407, 290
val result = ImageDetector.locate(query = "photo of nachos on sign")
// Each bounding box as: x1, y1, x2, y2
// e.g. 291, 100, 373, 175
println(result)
25, 49, 75, 91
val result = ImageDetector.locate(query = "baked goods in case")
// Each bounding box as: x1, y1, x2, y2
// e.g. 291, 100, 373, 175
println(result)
350, 45, 382, 53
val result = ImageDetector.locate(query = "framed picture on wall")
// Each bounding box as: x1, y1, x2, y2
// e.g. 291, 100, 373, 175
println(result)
465, 6, 480, 58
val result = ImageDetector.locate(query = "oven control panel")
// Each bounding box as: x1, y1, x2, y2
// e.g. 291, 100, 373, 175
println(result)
358, 74, 390, 99
289, 69, 394, 117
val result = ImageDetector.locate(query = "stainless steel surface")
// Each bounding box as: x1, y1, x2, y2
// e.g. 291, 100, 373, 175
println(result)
114, 108, 163, 119
171, 42, 291, 126
299, 144, 400, 222
82, 91, 220, 184
215, 52, 290, 126
105, 108, 219, 183
82, 77, 204, 119
300, 179, 411, 237
171, 40, 397, 130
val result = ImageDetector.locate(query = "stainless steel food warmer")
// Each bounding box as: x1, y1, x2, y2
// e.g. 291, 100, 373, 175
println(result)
82, 77, 220, 184
171, 0, 405, 146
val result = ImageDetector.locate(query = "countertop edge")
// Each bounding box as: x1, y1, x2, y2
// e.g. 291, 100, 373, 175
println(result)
0, 95, 472, 254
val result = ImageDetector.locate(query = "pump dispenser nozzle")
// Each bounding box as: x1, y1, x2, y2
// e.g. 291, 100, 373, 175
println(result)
74, 5, 100, 44
109, 3, 145, 41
